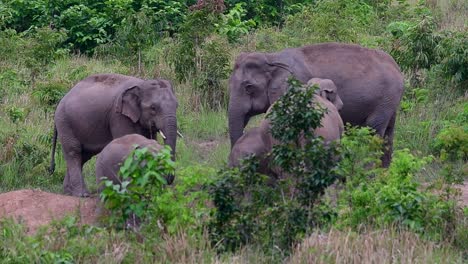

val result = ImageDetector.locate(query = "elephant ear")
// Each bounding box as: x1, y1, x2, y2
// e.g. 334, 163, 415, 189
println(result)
320, 81, 343, 111
116, 86, 141, 123
265, 62, 292, 105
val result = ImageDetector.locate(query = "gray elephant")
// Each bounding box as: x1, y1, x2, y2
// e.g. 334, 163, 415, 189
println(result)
228, 43, 404, 167
95, 134, 166, 192
229, 78, 344, 177
50, 74, 178, 197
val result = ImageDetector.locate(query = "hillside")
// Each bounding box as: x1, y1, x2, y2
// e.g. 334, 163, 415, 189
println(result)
0, 0, 466, 262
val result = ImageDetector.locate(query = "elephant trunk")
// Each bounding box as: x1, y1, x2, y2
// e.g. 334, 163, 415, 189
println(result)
161, 115, 177, 185
229, 104, 248, 148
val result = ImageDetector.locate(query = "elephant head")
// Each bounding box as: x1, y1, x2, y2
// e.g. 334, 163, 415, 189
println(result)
228, 52, 293, 147
307, 78, 344, 111
116, 79, 178, 161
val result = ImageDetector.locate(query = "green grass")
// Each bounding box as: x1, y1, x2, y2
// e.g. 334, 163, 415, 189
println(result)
0, 0, 466, 262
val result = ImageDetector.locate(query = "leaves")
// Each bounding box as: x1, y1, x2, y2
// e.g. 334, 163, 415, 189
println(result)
99, 146, 175, 228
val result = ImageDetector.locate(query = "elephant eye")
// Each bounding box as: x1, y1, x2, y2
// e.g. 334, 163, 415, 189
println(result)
244, 84, 254, 95
151, 104, 158, 111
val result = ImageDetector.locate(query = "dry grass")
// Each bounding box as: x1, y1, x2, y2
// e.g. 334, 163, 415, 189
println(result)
288, 228, 464, 264
412, 0, 467, 30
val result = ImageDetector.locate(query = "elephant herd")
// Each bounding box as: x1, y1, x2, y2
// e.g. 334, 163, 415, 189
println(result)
49, 42, 404, 197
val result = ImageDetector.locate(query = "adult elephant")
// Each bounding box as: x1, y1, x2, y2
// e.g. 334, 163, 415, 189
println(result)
50, 74, 179, 197
228, 43, 404, 167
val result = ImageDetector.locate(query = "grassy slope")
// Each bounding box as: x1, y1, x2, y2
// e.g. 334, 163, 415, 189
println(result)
0, 0, 466, 262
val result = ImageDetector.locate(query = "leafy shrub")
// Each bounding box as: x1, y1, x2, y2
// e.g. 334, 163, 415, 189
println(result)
224, 0, 313, 26
23, 27, 68, 81
389, 13, 440, 86
100, 146, 175, 228
336, 129, 458, 239
437, 30, 468, 88
284, 0, 376, 44
192, 35, 230, 109
32, 81, 68, 109
209, 78, 339, 254
151, 165, 215, 235
432, 125, 468, 161
166, 7, 230, 109
5, 105, 27, 124
217, 3, 256, 43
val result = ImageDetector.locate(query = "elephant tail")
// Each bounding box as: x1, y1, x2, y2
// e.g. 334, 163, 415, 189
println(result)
49, 125, 57, 174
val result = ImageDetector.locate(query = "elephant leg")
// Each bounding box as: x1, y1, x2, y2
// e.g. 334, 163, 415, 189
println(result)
382, 112, 397, 168
62, 140, 89, 197
365, 110, 392, 167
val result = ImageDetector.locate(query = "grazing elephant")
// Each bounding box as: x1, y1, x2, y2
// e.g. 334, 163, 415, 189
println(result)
229, 78, 344, 177
228, 42, 404, 167
95, 134, 169, 192
50, 74, 178, 197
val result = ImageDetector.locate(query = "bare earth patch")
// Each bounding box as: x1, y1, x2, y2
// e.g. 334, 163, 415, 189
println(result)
0, 189, 99, 234
458, 181, 468, 207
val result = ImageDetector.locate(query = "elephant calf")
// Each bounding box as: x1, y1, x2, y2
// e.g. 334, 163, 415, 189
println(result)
50, 73, 178, 197
228, 78, 344, 178
95, 134, 170, 191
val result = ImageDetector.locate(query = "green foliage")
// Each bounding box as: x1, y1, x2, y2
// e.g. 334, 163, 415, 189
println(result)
217, 3, 256, 43
100, 146, 175, 228
436, 30, 468, 88
5, 105, 26, 124
400, 87, 429, 113
336, 130, 457, 239
151, 165, 215, 235
389, 13, 440, 85
225, 0, 314, 26
432, 125, 468, 162
285, 0, 376, 43
209, 78, 339, 254
167, 8, 230, 109
32, 81, 68, 109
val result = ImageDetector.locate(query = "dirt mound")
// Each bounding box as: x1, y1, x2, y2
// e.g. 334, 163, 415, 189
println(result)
0, 189, 99, 234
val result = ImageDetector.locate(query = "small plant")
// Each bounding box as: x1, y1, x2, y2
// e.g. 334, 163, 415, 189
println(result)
335, 135, 458, 239
32, 81, 68, 109
100, 146, 175, 229
389, 12, 440, 86
217, 3, 256, 43
5, 105, 26, 124
437, 30, 468, 88
432, 124, 467, 161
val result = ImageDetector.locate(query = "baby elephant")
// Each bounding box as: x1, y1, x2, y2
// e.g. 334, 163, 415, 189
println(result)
228, 78, 344, 177
95, 134, 172, 192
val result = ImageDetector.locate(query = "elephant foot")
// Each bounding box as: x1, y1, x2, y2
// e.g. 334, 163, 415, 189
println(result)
165, 174, 175, 185
64, 186, 90, 197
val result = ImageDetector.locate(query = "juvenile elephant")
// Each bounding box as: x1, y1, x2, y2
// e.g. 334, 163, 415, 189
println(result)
228, 43, 404, 167
50, 74, 178, 197
228, 78, 344, 177
95, 134, 168, 191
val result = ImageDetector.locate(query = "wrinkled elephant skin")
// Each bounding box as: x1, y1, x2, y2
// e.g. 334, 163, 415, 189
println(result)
50, 74, 178, 197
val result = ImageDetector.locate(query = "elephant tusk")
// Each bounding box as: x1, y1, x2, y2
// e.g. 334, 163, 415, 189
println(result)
177, 130, 184, 138
159, 131, 167, 140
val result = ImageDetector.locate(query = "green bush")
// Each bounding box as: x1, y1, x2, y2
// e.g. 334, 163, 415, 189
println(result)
32, 81, 68, 109
432, 125, 468, 161
217, 3, 256, 43
336, 129, 458, 239
389, 13, 440, 86
100, 146, 175, 228
284, 0, 376, 44
151, 165, 215, 235
437, 30, 468, 88
166, 8, 230, 109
